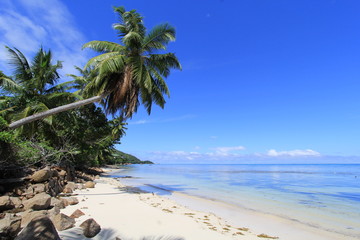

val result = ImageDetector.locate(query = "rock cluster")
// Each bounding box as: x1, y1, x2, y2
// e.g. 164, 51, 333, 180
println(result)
0, 167, 102, 239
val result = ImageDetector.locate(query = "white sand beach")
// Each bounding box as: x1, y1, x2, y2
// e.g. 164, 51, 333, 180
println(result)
58, 172, 353, 240
59, 177, 261, 240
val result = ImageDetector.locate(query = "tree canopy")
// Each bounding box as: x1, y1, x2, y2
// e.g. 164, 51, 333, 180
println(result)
7, 6, 181, 129
0, 6, 177, 169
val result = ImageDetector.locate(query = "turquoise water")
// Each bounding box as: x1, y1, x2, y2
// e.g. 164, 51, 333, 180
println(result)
110, 164, 360, 238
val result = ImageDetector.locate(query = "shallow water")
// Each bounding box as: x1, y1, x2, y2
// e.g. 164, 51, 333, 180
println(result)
110, 164, 360, 238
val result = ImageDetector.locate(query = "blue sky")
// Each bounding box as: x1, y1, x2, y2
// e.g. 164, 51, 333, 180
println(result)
1, 0, 360, 163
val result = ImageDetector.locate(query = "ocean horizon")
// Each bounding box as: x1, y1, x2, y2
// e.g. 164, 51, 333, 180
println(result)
110, 163, 360, 239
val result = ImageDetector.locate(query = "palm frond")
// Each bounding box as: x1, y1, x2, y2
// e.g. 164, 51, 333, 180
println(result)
84, 52, 121, 69
122, 31, 143, 47
150, 82, 166, 108
81, 6, 180, 118
113, 6, 126, 23
140, 82, 153, 115
148, 53, 182, 77
29, 48, 62, 93
46, 92, 76, 104
32, 102, 52, 125
97, 55, 126, 79
0, 74, 22, 93
46, 80, 75, 93
5, 46, 32, 82
113, 23, 127, 36
143, 24, 176, 51
12, 106, 31, 121
82, 41, 125, 53
147, 66, 170, 96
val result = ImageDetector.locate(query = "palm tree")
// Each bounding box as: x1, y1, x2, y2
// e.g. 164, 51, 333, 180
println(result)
0, 47, 76, 134
6, 6, 181, 129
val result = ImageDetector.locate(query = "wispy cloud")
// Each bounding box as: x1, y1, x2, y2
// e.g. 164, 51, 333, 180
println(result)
128, 114, 196, 125
130, 120, 149, 125
0, 0, 89, 77
161, 114, 196, 123
132, 148, 360, 164
148, 146, 246, 162
150, 151, 202, 161
266, 149, 321, 157
212, 146, 246, 155
141, 147, 325, 164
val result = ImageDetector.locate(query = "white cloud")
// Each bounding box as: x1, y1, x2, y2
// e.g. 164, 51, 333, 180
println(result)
142, 147, 323, 164
129, 120, 149, 125
151, 151, 201, 161
0, 0, 89, 77
213, 146, 246, 154
148, 146, 246, 162
267, 149, 321, 157
129, 149, 360, 164
128, 115, 197, 125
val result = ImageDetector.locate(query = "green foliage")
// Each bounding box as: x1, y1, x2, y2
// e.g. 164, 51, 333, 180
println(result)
0, 48, 127, 169
2, 47, 77, 137
0, 116, 58, 166
108, 149, 153, 165
0, 6, 176, 170
0, 131, 14, 143
0, 116, 8, 129
83, 6, 181, 118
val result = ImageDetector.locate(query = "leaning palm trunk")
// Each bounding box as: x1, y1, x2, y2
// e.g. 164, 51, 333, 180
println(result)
8, 94, 105, 129
7, 7, 180, 130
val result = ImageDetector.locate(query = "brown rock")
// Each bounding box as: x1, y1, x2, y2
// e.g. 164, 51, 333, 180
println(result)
70, 209, 85, 218
0, 213, 21, 238
52, 213, 75, 231
14, 186, 26, 196
47, 207, 60, 223
59, 170, 66, 177
65, 181, 76, 191
61, 197, 78, 205
46, 178, 64, 197
50, 169, 59, 178
80, 218, 101, 238
62, 187, 73, 194
22, 192, 51, 210
10, 197, 22, 208
84, 181, 95, 188
15, 216, 61, 240
24, 186, 33, 195
20, 210, 48, 228
32, 184, 46, 194
50, 197, 65, 209
0, 196, 14, 212
24, 193, 35, 199
31, 169, 51, 183
61, 198, 69, 207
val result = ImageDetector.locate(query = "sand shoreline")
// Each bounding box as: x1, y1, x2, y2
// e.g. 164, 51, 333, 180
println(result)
58, 169, 356, 240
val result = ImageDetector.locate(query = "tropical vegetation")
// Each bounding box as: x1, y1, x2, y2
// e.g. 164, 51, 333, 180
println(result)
0, 6, 178, 171
8, 6, 181, 129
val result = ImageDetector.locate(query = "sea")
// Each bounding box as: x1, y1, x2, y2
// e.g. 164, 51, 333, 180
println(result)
108, 164, 360, 239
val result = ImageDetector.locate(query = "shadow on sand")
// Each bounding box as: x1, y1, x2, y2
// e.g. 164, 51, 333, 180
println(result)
60, 227, 184, 240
